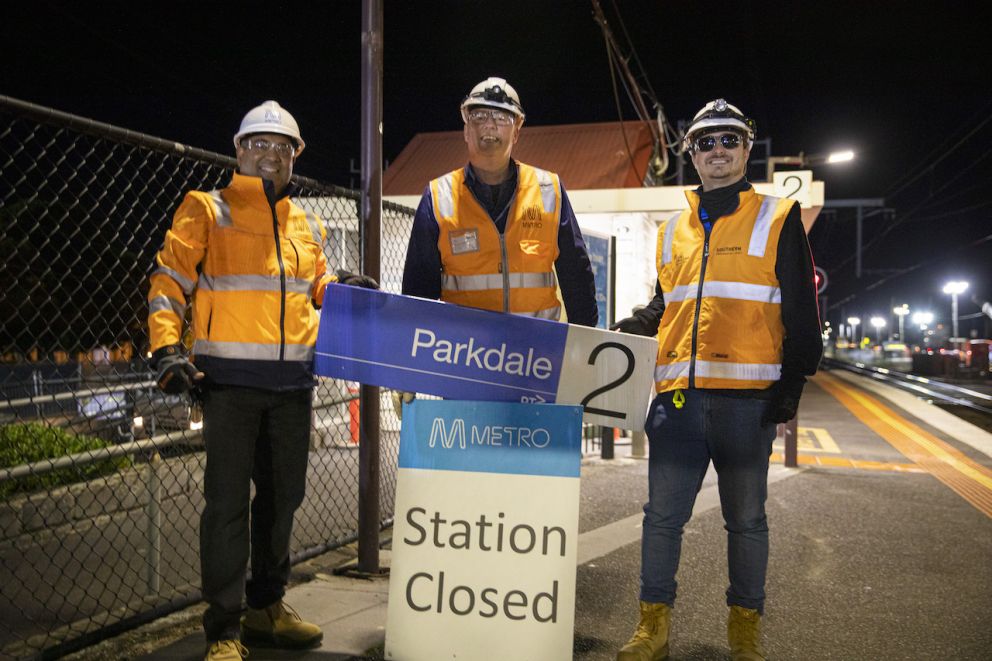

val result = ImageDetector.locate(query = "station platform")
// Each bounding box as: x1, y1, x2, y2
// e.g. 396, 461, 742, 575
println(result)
70, 368, 992, 660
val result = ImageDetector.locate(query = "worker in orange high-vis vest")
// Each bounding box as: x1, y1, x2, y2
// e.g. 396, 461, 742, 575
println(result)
397, 76, 598, 412
611, 99, 822, 661
147, 101, 377, 661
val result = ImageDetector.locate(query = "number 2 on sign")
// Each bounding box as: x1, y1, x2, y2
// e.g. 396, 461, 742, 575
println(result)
580, 342, 635, 419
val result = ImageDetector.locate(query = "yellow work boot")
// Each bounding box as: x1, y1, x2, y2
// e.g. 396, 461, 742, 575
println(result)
617, 601, 671, 660
205, 639, 248, 660
727, 605, 766, 660
241, 600, 323, 649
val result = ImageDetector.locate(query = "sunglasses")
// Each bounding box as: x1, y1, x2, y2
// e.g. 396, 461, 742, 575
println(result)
693, 133, 744, 152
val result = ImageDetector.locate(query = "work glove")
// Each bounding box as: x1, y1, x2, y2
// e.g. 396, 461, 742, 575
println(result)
390, 390, 416, 420
334, 269, 379, 290
151, 345, 204, 395
610, 315, 656, 336
761, 376, 805, 426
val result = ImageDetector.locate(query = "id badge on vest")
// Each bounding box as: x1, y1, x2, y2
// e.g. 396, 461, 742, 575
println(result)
449, 228, 480, 255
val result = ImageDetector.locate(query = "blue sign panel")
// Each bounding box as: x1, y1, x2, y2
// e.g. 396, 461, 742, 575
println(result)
315, 286, 570, 403
584, 233, 611, 330
398, 399, 582, 478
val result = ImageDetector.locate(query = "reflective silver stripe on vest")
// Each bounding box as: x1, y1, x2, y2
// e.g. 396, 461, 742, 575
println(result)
193, 340, 315, 361
525, 305, 561, 320
534, 167, 557, 213
199, 273, 313, 295
442, 271, 556, 292
148, 294, 186, 318
695, 360, 781, 382
208, 190, 233, 227
654, 360, 691, 383
661, 215, 679, 265
434, 173, 455, 219
303, 211, 323, 244
662, 283, 698, 304
151, 266, 196, 296
747, 196, 779, 257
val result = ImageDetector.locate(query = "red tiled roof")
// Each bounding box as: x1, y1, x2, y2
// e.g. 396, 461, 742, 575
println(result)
383, 120, 655, 195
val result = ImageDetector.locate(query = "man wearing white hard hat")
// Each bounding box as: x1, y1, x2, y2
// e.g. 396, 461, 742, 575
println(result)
148, 101, 377, 661
401, 76, 597, 325
611, 99, 822, 661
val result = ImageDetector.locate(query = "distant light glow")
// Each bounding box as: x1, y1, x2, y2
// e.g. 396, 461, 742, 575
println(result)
892, 304, 909, 316
870, 316, 886, 329
847, 316, 861, 325
827, 150, 855, 163
912, 311, 933, 324
942, 280, 968, 295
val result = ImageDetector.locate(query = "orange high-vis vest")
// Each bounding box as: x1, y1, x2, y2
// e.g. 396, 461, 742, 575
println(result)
429, 163, 562, 319
654, 188, 796, 392
148, 174, 332, 383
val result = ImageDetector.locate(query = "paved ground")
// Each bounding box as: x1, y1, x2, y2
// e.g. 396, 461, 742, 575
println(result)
64, 371, 992, 660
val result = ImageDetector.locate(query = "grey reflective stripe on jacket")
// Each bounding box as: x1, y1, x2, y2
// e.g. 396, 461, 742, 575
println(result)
199, 273, 313, 296
148, 294, 186, 318
302, 210, 323, 244
208, 190, 233, 227
533, 167, 557, 213
192, 340, 315, 362
747, 195, 780, 257
441, 271, 556, 292
434, 173, 456, 219
151, 265, 196, 296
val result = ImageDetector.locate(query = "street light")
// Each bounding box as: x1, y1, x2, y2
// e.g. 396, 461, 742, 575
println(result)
942, 281, 969, 339
766, 150, 856, 181
892, 304, 909, 341
870, 316, 886, 345
847, 316, 861, 345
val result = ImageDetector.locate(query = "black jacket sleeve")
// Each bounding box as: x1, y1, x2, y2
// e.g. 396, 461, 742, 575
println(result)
774, 203, 823, 398
611, 282, 665, 336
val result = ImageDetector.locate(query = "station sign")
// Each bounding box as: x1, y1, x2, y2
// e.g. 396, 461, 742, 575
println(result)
773, 169, 813, 207
315, 285, 657, 430
384, 399, 582, 661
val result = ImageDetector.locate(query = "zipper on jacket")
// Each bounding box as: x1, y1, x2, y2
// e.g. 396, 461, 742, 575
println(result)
688, 223, 711, 388
498, 234, 510, 312
270, 199, 287, 360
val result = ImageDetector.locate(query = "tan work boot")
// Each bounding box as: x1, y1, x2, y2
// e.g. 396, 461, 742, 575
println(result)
727, 605, 766, 660
241, 600, 323, 649
617, 601, 672, 660
205, 639, 248, 660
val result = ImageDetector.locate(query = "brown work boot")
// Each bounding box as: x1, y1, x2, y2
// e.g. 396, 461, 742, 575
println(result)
727, 605, 766, 660
617, 601, 671, 660
204, 639, 248, 660
241, 600, 323, 649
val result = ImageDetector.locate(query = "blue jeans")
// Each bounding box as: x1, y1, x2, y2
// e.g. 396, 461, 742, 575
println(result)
640, 389, 775, 613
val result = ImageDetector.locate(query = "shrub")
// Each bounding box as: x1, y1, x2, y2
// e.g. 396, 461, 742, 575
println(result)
0, 423, 131, 499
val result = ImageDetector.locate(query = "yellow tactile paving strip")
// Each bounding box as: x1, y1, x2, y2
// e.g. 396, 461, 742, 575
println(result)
813, 371, 992, 519
770, 452, 924, 472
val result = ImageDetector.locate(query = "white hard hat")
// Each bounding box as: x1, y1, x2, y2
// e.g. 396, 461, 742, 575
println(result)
459, 77, 525, 123
233, 100, 305, 154
682, 98, 755, 151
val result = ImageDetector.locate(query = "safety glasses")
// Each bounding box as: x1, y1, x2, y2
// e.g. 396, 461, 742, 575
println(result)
466, 108, 515, 126
693, 133, 743, 152
241, 137, 296, 157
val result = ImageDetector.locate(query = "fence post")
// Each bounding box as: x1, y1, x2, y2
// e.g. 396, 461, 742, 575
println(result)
145, 452, 162, 595
784, 416, 798, 468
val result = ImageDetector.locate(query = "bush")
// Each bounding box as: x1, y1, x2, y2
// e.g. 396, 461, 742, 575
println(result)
0, 423, 131, 499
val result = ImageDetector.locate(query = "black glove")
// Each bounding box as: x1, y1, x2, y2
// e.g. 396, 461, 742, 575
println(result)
151, 345, 204, 395
761, 376, 805, 426
335, 269, 379, 290
610, 315, 656, 336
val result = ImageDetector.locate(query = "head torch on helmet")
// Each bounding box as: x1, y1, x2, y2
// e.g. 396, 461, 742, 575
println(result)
682, 98, 755, 153
460, 77, 525, 123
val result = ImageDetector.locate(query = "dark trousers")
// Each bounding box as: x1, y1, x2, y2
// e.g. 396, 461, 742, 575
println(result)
199, 385, 312, 642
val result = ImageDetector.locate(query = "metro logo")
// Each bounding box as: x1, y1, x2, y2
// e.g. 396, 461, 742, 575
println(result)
428, 417, 552, 451
411, 328, 553, 379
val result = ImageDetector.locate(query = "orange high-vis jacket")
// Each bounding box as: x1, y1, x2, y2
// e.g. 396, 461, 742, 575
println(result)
147, 173, 334, 389
429, 163, 562, 320
654, 188, 797, 392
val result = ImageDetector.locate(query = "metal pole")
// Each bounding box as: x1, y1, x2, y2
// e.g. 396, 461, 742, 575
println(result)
952, 293, 959, 339
855, 205, 863, 278
600, 426, 614, 459
358, 0, 383, 574
145, 452, 162, 595
783, 417, 798, 468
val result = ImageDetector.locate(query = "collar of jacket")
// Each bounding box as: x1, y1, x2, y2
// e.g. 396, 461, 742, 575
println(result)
229, 172, 297, 209
464, 159, 518, 188
684, 177, 753, 222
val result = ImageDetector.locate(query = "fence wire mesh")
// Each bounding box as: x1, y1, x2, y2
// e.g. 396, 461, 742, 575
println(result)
0, 95, 413, 659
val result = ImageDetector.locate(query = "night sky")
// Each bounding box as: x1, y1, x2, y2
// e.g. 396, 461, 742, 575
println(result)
3, 1, 989, 337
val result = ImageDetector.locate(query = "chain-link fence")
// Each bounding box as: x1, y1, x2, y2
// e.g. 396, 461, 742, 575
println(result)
0, 95, 413, 659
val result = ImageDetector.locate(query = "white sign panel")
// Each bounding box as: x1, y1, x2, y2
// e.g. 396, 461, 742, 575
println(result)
385, 400, 582, 661
773, 169, 813, 207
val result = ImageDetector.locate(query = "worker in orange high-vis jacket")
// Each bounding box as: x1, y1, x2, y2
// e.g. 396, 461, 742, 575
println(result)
147, 100, 377, 661
611, 99, 822, 661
